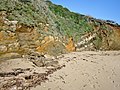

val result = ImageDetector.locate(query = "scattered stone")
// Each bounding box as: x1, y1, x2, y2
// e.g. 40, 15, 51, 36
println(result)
8, 42, 20, 52
0, 45, 7, 53
83, 58, 88, 62
32, 60, 44, 67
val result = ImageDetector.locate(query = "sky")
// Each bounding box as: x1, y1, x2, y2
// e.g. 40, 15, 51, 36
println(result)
51, 0, 120, 24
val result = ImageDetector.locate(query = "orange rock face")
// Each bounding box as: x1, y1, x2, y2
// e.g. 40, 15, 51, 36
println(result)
0, 32, 4, 41
108, 26, 120, 50
36, 41, 53, 54
36, 36, 55, 54
66, 37, 76, 52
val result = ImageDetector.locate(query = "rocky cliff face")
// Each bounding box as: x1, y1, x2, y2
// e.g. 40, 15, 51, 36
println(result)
0, 0, 120, 60
76, 24, 120, 51
0, 11, 67, 57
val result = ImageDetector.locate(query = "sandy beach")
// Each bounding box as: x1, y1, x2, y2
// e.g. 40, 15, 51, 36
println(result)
0, 51, 120, 90
32, 51, 120, 90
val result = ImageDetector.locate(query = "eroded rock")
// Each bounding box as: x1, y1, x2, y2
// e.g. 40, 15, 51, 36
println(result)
0, 45, 7, 53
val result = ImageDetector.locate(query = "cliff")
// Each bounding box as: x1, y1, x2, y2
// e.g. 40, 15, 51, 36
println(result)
0, 0, 120, 59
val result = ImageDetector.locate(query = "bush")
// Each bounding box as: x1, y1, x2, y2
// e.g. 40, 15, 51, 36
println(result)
19, 0, 32, 3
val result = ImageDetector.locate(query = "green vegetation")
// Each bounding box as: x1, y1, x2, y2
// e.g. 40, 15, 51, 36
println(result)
93, 36, 102, 49
47, 1, 95, 42
0, 0, 47, 26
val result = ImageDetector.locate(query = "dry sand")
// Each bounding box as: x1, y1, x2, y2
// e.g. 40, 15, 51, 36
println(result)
32, 51, 120, 90
0, 51, 120, 90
